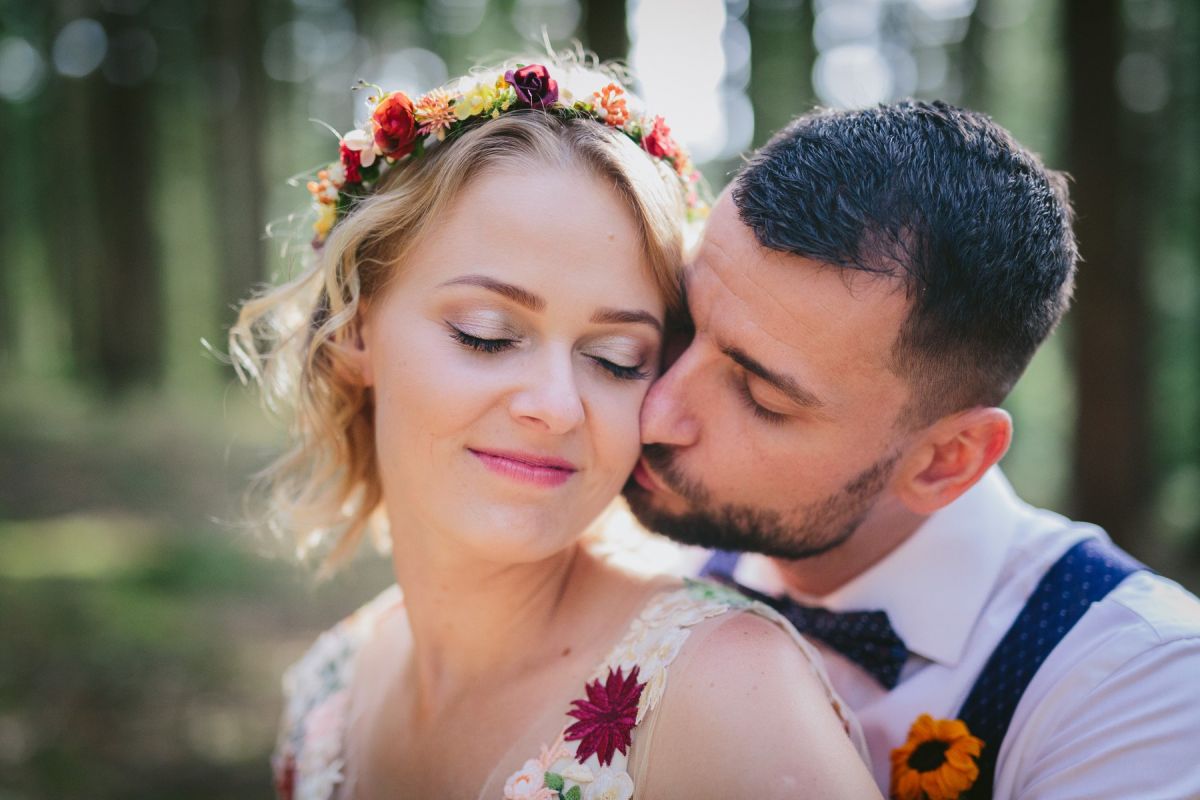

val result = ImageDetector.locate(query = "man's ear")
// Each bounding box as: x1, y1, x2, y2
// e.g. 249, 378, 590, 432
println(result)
892, 407, 1012, 515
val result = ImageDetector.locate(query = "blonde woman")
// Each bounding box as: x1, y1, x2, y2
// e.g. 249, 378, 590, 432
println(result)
232, 59, 879, 800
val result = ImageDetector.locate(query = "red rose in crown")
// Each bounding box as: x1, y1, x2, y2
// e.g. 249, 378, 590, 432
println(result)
372, 91, 418, 160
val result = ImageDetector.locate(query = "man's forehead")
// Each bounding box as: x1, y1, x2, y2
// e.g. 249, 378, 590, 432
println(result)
687, 207, 909, 371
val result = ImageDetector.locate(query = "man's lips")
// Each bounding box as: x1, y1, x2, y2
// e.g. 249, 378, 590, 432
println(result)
632, 458, 669, 495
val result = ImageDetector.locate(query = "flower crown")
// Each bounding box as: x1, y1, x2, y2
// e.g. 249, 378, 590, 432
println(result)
305, 62, 705, 247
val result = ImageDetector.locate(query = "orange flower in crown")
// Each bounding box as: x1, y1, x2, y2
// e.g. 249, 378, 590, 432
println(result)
591, 82, 630, 128
890, 714, 984, 800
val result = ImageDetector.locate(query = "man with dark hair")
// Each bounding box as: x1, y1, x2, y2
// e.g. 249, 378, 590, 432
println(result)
625, 101, 1200, 798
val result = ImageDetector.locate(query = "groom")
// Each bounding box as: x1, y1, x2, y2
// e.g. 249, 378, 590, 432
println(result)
624, 101, 1200, 798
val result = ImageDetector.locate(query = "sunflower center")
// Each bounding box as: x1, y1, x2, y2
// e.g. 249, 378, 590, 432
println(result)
908, 739, 950, 773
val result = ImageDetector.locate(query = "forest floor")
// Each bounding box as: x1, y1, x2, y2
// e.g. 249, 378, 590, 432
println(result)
0, 378, 393, 798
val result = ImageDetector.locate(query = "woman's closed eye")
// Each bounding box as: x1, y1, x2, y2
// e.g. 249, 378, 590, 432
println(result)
449, 324, 516, 354
449, 321, 652, 383
584, 338, 653, 382
586, 354, 649, 381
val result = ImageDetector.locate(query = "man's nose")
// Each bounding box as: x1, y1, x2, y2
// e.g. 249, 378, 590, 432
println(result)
641, 342, 702, 447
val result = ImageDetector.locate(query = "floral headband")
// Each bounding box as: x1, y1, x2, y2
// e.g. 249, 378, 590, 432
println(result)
304, 62, 705, 247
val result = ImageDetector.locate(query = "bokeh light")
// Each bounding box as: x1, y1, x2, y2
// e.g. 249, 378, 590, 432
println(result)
1117, 52, 1169, 113
511, 0, 582, 41
631, 0, 753, 162
0, 36, 46, 102
52, 17, 109, 79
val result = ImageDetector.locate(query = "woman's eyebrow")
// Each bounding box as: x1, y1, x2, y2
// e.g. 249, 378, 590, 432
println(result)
590, 308, 663, 332
438, 275, 545, 311
439, 274, 661, 332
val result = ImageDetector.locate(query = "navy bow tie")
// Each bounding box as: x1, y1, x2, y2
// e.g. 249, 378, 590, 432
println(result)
731, 581, 909, 690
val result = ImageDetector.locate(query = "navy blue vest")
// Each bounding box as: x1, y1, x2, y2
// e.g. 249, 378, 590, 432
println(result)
700, 537, 1143, 797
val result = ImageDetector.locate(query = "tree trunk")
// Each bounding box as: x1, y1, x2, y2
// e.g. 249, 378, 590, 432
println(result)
747, 0, 815, 147
0, 99, 12, 369
91, 56, 164, 391
959, 0, 990, 110
208, 0, 266, 329
1171, 0, 1200, 558
45, 69, 105, 379
583, 0, 628, 63
1064, 0, 1152, 554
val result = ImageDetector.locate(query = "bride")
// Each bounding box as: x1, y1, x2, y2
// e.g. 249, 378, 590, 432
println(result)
231, 57, 879, 799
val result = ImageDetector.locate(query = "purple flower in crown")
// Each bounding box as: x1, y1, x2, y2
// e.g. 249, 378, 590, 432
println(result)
505, 64, 559, 109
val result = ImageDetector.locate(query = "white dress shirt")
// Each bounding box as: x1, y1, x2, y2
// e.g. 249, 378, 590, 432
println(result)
730, 468, 1200, 799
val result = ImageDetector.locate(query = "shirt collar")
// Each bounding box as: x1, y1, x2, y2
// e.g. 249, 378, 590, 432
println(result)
791, 467, 1021, 668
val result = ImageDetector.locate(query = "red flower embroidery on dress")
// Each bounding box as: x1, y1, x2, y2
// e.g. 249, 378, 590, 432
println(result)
564, 666, 644, 767
273, 751, 296, 800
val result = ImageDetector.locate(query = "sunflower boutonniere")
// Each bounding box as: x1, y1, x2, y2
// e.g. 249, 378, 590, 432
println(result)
890, 714, 984, 800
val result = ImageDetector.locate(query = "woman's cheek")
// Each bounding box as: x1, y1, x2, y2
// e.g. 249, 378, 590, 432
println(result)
590, 380, 649, 476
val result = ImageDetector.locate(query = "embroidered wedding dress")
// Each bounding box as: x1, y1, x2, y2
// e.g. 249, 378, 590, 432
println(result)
272, 579, 866, 800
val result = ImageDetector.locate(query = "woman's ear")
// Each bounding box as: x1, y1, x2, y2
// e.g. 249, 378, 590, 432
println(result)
330, 309, 374, 388
892, 407, 1012, 515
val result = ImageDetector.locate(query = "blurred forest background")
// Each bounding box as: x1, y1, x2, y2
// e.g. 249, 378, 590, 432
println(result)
0, 0, 1197, 795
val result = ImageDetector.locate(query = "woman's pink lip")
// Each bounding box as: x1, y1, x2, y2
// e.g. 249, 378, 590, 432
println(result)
470, 448, 578, 488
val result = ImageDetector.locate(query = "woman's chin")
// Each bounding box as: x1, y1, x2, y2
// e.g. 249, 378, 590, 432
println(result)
445, 506, 594, 565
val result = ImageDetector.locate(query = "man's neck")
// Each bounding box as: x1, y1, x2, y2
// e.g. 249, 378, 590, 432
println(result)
772, 499, 929, 598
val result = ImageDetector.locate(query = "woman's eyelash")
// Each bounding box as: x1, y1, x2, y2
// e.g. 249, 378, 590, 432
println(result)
449, 326, 516, 354
736, 377, 788, 424
591, 357, 650, 382
449, 324, 649, 381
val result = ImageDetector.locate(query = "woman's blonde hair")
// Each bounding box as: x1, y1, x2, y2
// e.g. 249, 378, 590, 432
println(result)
230, 108, 688, 572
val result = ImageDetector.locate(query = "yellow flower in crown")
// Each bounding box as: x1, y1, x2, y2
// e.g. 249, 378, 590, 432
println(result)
312, 202, 337, 239
890, 714, 984, 800
454, 75, 515, 121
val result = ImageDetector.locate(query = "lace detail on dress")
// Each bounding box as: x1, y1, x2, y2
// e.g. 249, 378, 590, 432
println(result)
273, 585, 401, 800
273, 579, 865, 800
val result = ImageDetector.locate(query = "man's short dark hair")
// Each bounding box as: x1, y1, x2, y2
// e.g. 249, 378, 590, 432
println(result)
732, 100, 1077, 424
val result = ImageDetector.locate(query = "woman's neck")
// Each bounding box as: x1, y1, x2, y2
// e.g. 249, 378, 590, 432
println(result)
389, 532, 606, 716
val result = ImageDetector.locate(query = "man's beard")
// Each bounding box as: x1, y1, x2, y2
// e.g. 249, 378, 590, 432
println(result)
623, 443, 899, 560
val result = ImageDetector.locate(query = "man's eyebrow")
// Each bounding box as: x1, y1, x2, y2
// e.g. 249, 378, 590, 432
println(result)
590, 308, 662, 332
723, 345, 824, 409
439, 275, 545, 311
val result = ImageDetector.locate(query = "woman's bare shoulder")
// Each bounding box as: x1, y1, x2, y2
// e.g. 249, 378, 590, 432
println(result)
641, 610, 881, 799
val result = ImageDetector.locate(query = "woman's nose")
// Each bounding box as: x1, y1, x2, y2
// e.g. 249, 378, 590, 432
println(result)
508, 349, 586, 435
